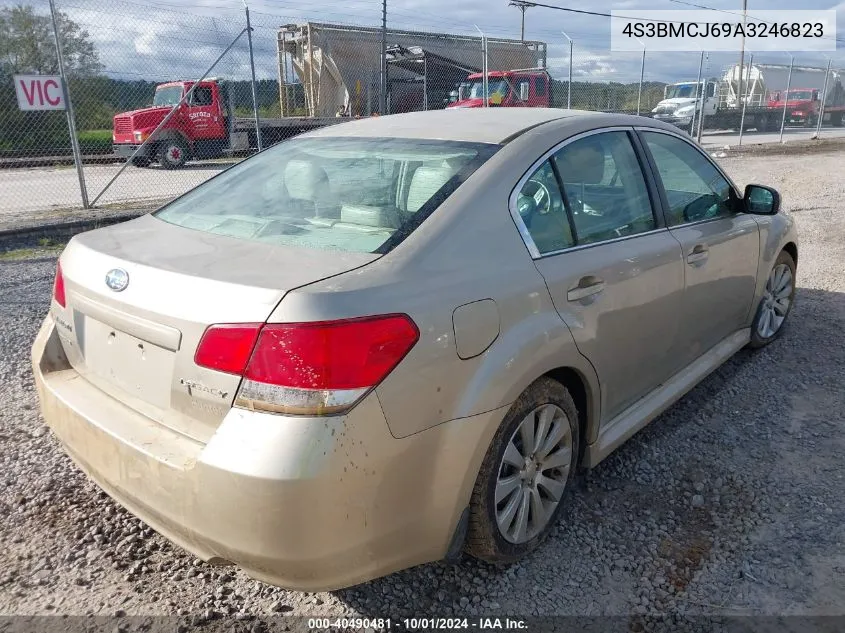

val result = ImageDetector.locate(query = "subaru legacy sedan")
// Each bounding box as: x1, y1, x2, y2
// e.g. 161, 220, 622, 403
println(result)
32, 109, 797, 591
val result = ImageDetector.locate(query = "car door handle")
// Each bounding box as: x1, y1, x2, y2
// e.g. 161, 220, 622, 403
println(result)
567, 277, 606, 302
687, 245, 709, 265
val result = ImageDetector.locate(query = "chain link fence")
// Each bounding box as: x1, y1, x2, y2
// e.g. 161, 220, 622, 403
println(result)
2, 0, 845, 218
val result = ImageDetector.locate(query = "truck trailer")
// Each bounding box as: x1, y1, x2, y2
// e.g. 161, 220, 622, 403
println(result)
651, 63, 845, 132
278, 22, 547, 118
111, 23, 548, 168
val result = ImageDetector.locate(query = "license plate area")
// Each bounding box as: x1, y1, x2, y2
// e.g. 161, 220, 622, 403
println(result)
81, 315, 175, 411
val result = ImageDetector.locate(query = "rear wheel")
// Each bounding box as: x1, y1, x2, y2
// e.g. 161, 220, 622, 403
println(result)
832, 113, 843, 128
466, 377, 579, 563
158, 139, 189, 169
748, 250, 796, 349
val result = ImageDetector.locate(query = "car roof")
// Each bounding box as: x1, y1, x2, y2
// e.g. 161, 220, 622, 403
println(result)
302, 109, 646, 144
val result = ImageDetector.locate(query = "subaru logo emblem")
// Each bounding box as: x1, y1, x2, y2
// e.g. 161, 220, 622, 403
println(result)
105, 268, 129, 292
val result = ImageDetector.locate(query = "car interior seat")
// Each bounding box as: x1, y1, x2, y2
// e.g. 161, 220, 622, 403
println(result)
283, 160, 339, 221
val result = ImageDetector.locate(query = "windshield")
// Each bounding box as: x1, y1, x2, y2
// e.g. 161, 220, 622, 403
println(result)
467, 79, 509, 100
155, 136, 498, 254
153, 85, 184, 106
665, 83, 700, 99
787, 90, 814, 100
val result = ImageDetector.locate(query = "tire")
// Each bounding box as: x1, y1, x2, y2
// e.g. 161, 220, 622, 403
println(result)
748, 250, 796, 349
832, 113, 843, 128
465, 377, 580, 564
158, 138, 189, 169
765, 114, 779, 133
130, 156, 151, 168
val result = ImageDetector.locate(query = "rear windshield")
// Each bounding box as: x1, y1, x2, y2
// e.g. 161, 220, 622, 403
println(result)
154, 136, 499, 253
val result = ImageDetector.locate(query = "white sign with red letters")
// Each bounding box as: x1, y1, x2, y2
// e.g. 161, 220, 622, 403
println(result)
13, 75, 66, 111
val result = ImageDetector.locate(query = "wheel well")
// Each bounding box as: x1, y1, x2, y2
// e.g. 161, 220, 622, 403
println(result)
544, 367, 590, 465
783, 241, 798, 267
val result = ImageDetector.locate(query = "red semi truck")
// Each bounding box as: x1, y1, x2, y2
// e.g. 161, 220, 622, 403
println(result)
112, 79, 338, 169
446, 70, 550, 109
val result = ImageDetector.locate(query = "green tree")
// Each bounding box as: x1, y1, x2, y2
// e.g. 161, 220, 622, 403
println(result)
0, 4, 101, 79
0, 5, 102, 154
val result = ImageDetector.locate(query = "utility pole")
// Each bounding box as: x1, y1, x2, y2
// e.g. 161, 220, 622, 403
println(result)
379, 0, 387, 114
737, 0, 748, 107
509, 1, 536, 41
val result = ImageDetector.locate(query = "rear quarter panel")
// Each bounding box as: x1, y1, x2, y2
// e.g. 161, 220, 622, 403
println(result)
268, 126, 603, 440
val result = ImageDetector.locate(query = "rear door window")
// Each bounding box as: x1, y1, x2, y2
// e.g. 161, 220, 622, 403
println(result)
552, 131, 655, 245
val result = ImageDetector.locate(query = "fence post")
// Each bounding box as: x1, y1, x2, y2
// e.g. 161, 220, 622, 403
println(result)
244, 2, 262, 151
815, 58, 832, 138
561, 31, 573, 109
474, 26, 488, 108
738, 53, 753, 147
635, 38, 646, 116
691, 51, 704, 137
48, 0, 89, 209
697, 53, 707, 143
780, 55, 794, 143
379, 0, 387, 114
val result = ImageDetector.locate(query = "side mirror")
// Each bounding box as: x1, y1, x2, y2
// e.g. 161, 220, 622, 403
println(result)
519, 82, 529, 101
744, 184, 780, 215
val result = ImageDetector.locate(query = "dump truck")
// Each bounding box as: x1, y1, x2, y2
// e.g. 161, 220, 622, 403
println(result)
651, 63, 845, 132
279, 22, 547, 117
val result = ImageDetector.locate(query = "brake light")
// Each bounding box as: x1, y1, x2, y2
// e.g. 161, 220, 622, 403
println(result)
223, 314, 418, 416
195, 323, 262, 375
53, 261, 66, 308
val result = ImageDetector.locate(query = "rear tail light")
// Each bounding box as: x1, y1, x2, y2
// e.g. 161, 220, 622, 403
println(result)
194, 324, 262, 375
52, 261, 66, 308
195, 314, 419, 416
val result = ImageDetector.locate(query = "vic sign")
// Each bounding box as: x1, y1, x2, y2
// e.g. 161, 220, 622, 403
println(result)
14, 75, 66, 111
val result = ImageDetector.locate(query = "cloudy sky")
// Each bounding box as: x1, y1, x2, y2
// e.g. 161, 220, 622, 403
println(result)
11, 0, 845, 84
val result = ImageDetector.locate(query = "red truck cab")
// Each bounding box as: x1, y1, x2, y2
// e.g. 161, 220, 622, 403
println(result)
112, 80, 229, 168
446, 71, 550, 109
767, 88, 820, 126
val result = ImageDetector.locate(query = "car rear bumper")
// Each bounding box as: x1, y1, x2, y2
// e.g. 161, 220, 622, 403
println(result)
32, 314, 505, 591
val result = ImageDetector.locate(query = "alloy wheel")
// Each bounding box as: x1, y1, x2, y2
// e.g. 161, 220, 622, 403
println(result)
758, 263, 793, 339
495, 403, 572, 544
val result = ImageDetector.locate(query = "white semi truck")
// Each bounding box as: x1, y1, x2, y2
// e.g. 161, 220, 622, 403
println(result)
651, 63, 845, 131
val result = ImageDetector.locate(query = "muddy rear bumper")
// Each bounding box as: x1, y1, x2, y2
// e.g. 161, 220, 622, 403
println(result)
31, 314, 504, 591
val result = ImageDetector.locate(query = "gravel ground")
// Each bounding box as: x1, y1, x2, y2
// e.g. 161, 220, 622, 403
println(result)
0, 149, 843, 630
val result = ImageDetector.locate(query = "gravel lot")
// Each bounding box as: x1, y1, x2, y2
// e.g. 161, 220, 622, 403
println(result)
0, 149, 843, 629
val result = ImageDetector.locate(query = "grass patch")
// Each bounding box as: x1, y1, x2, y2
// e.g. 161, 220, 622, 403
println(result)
0, 239, 65, 261
78, 129, 112, 143
78, 129, 113, 155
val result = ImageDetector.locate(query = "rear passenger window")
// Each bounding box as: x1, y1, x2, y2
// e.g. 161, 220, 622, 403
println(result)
552, 131, 655, 245
515, 160, 574, 254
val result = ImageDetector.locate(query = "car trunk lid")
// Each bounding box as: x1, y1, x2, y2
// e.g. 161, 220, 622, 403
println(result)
53, 214, 378, 443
